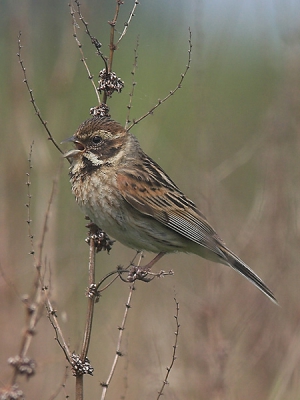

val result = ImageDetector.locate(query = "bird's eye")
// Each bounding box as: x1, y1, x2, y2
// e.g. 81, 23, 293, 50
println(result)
92, 135, 102, 144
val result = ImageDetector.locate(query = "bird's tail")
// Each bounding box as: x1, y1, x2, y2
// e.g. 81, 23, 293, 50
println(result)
222, 247, 277, 304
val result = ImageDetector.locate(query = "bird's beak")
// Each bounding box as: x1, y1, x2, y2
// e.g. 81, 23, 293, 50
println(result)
61, 136, 85, 158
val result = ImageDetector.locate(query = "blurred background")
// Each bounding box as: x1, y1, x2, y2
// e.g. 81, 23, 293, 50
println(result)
1, 0, 300, 399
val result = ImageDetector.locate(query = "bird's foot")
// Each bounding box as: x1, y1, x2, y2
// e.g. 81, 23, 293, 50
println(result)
127, 265, 151, 282
127, 252, 167, 282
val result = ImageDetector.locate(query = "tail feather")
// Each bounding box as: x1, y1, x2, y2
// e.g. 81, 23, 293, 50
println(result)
223, 248, 277, 304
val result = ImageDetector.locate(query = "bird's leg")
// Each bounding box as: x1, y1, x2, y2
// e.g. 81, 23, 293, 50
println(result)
127, 252, 166, 282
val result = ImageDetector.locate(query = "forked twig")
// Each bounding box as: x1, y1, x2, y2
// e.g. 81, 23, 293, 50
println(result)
17, 32, 63, 155
127, 28, 192, 131
69, 3, 101, 105
157, 297, 180, 399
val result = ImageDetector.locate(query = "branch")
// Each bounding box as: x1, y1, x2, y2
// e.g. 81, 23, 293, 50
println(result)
73, 0, 108, 71
100, 251, 140, 400
157, 297, 180, 399
116, 0, 139, 45
69, 2, 101, 105
17, 32, 63, 155
127, 28, 192, 131
125, 36, 139, 129
5, 147, 62, 395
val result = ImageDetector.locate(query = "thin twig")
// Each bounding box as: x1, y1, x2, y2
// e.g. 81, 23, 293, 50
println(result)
39, 169, 72, 364
47, 366, 69, 400
17, 32, 63, 155
69, 3, 101, 105
125, 36, 139, 129
108, 0, 122, 72
80, 224, 97, 361
127, 28, 192, 131
9, 149, 62, 389
97, 251, 141, 293
157, 297, 180, 399
100, 254, 142, 400
46, 301, 72, 363
25, 141, 35, 254
36, 167, 60, 269
74, 0, 108, 72
73, 224, 98, 400
116, 0, 139, 45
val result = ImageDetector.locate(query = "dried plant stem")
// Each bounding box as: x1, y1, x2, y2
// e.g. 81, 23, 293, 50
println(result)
10, 147, 45, 384
37, 172, 73, 366
127, 28, 192, 131
17, 32, 63, 155
157, 297, 180, 399
80, 227, 97, 360
100, 284, 135, 400
69, 3, 101, 105
48, 366, 69, 400
100, 254, 142, 400
46, 299, 72, 363
74, 224, 98, 400
9, 149, 67, 392
125, 36, 139, 129
73, 0, 108, 73
108, 1, 122, 73
116, 0, 139, 45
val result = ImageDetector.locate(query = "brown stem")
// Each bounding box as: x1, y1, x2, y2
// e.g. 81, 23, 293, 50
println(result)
75, 225, 97, 399
80, 232, 96, 359
17, 32, 64, 156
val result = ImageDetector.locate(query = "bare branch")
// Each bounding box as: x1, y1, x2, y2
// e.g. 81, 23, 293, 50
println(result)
25, 142, 35, 256
17, 32, 63, 155
69, 3, 101, 105
47, 366, 70, 400
116, 0, 139, 45
127, 28, 192, 131
79, 224, 98, 362
125, 36, 139, 129
108, 0, 123, 72
36, 166, 60, 269
100, 253, 141, 400
157, 297, 180, 399
73, 0, 108, 69
8, 148, 62, 391
45, 301, 72, 364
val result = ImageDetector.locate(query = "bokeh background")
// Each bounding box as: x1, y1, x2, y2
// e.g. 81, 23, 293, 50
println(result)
1, 0, 300, 399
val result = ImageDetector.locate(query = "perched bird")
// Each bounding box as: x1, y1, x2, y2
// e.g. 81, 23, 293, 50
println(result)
64, 116, 276, 303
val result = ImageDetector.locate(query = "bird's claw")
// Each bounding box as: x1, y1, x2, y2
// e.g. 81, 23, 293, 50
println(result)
127, 265, 152, 282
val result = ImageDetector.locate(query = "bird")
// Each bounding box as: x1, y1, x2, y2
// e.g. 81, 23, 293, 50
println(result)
63, 115, 277, 304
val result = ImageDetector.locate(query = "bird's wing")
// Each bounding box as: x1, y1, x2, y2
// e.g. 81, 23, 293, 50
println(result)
116, 157, 224, 258
117, 156, 277, 304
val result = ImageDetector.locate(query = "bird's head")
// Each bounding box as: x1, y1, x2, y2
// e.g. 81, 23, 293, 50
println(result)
63, 116, 128, 167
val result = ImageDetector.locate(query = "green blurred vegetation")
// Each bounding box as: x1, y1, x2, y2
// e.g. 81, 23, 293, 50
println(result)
1, 1, 300, 399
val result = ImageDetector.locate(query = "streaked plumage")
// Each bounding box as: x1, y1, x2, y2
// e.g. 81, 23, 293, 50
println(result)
64, 116, 277, 304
